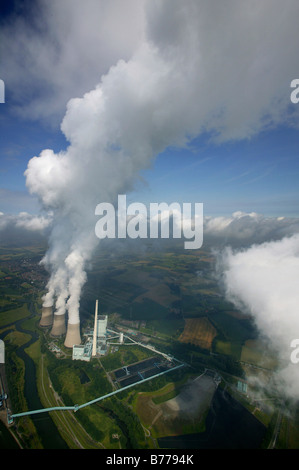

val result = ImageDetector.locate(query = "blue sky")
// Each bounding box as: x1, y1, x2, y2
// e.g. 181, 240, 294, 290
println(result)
1, 0, 299, 219
136, 126, 299, 217
1, 107, 298, 217
0, 111, 68, 213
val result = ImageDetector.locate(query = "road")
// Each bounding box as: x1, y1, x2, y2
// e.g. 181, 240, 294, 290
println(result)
268, 408, 283, 449
39, 354, 105, 449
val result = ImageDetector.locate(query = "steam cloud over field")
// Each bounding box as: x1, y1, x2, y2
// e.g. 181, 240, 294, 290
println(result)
219, 234, 299, 401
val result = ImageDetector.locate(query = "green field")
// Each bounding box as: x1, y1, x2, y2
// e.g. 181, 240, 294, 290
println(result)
0, 304, 31, 328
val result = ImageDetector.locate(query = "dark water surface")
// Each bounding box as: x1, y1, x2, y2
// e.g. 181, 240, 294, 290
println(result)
0, 419, 19, 449
2, 309, 68, 449
158, 387, 266, 449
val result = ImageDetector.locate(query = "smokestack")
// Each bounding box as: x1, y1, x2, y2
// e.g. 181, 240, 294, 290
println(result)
50, 313, 66, 337
39, 306, 53, 328
64, 322, 81, 348
92, 299, 98, 357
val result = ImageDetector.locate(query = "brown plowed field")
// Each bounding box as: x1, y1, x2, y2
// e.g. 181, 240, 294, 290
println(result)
179, 317, 217, 350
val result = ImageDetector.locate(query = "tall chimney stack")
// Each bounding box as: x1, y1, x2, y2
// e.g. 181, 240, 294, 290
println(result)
39, 306, 53, 328
64, 322, 81, 348
92, 299, 98, 357
50, 313, 66, 337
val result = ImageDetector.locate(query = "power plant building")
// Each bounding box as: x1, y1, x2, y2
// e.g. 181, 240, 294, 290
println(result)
39, 294, 108, 357
94, 316, 108, 355
97, 315, 108, 338
95, 315, 108, 355
72, 342, 92, 361
91, 299, 108, 357
72, 300, 108, 361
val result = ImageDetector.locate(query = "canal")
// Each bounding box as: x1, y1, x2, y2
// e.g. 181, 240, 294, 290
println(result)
1, 305, 68, 449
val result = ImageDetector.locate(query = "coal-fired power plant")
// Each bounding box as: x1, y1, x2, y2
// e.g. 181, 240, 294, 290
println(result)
39, 304, 81, 348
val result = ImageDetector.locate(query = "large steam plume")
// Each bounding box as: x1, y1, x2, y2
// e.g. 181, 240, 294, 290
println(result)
23, 1, 299, 340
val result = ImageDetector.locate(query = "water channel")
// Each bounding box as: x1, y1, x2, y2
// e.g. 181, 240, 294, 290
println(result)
1, 305, 68, 449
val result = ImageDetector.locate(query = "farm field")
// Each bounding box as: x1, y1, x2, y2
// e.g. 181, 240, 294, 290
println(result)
82, 247, 233, 335
241, 339, 278, 369
178, 317, 217, 350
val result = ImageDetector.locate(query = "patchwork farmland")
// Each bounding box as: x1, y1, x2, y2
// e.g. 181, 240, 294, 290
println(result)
178, 317, 217, 350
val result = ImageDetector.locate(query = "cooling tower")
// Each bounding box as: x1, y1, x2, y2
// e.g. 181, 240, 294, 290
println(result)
50, 313, 66, 337
39, 306, 53, 328
64, 322, 81, 348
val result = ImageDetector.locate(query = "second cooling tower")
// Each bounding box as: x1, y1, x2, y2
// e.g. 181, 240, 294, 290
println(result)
64, 322, 81, 348
50, 313, 66, 337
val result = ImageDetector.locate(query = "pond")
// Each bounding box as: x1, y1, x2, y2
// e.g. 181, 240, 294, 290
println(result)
79, 369, 90, 384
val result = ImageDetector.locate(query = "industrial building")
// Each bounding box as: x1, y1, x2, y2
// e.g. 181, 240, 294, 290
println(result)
72, 342, 93, 361
112, 356, 172, 388
237, 380, 248, 394
91, 299, 108, 357
71, 299, 164, 362
72, 300, 108, 361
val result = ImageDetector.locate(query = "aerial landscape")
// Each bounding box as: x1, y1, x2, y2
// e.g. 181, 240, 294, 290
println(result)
1, 0, 299, 456
0, 238, 294, 450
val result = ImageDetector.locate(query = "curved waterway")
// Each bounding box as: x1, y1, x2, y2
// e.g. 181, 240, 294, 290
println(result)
3, 305, 68, 449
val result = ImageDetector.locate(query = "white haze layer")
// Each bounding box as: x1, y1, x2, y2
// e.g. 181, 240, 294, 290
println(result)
220, 234, 299, 401
22, 0, 299, 327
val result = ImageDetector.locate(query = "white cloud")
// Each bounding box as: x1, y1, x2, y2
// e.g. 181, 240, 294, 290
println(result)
2, 0, 299, 133
204, 212, 299, 246
14, 211, 52, 231
0, 211, 52, 232
219, 233, 299, 401
1, 0, 146, 124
